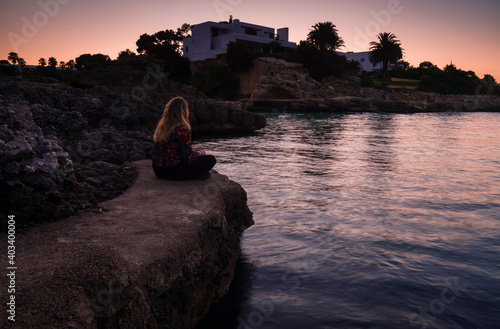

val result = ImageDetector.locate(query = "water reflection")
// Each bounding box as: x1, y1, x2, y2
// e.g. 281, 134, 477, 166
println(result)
194, 252, 254, 329
365, 114, 396, 172
195, 112, 500, 329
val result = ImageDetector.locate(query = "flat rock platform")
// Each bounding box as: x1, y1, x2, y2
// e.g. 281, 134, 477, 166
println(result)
1, 159, 253, 329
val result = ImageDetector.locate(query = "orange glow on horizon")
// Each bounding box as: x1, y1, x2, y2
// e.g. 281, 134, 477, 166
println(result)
1, 0, 499, 81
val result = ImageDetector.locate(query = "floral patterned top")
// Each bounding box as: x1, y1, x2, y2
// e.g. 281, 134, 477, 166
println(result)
152, 125, 201, 167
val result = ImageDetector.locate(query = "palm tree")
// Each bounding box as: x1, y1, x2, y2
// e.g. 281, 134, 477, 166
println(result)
8, 52, 19, 66
17, 58, 26, 69
369, 32, 403, 79
307, 21, 345, 52
66, 60, 76, 70
48, 57, 57, 68
38, 58, 46, 67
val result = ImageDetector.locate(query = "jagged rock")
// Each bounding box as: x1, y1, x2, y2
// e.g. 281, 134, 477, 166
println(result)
0, 160, 254, 329
0, 72, 265, 227
239, 57, 500, 112
0, 104, 84, 225
248, 57, 331, 100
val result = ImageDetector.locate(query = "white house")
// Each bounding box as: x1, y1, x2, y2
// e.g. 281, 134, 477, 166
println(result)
337, 51, 383, 72
183, 19, 297, 62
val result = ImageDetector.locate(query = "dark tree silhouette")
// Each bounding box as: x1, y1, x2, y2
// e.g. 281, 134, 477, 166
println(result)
419, 61, 439, 70
38, 58, 46, 67
48, 57, 58, 68
118, 49, 135, 60
66, 60, 76, 70
135, 24, 191, 78
369, 32, 404, 79
136, 24, 191, 56
8, 52, 19, 65
444, 63, 458, 72
483, 74, 497, 85
295, 40, 358, 81
75, 53, 110, 70
18, 58, 26, 68
177, 23, 192, 41
307, 22, 345, 52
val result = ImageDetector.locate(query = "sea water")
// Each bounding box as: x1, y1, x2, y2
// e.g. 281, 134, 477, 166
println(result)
195, 112, 500, 329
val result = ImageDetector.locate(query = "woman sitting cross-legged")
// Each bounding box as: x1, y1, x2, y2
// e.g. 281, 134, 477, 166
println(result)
152, 97, 216, 180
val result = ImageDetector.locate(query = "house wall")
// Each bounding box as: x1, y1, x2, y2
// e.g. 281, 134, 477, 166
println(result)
337, 51, 383, 72
183, 19, 296, 62
277, 28, 288, 42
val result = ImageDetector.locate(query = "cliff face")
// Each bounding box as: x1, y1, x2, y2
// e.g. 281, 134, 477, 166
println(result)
0, 160, 253, 329
0, 73, 265, 227
233, 57, 308, 96
238, 57, 500, 113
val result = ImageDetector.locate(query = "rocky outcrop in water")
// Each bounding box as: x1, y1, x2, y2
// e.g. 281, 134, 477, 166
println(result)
0, 71, 265, 228
0, 160, 254, 329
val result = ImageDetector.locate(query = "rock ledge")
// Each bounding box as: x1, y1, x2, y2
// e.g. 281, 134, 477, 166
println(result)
1, 160, 253, 329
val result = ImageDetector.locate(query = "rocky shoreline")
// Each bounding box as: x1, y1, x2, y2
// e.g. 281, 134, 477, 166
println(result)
238, 57, 500, 113
0, 160, 253, 328
2, 60, 498, 228
0, 68, 259, 328
241, 94, 500, 113
0, 73, 265, 228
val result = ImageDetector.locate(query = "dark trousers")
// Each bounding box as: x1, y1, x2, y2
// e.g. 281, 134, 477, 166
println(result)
153, 155, 216, 180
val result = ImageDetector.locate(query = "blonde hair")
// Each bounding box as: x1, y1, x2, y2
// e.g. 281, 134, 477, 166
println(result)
154, 97, 191, 142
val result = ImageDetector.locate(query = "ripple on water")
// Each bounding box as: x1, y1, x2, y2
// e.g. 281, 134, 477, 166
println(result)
196, 112, 500, 329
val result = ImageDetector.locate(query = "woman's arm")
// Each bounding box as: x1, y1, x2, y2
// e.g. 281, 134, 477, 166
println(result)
176, 126, 203, 163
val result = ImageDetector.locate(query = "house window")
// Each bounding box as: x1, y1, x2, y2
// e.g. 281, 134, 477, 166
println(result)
244, 27, 258, 36
360, 58, 365, 63
185, 46, 188, 53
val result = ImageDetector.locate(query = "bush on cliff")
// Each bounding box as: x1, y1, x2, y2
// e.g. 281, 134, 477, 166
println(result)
478, 75, 500, 96
226, 40, 257, 72
295, 40, 359, 80
419, 65, 480, 95
392, 62, 499, 95
186, 64, 239, 100
361, 72, 375, 87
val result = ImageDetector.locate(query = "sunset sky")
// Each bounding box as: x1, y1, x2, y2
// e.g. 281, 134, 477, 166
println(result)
1, 0, 499, 81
